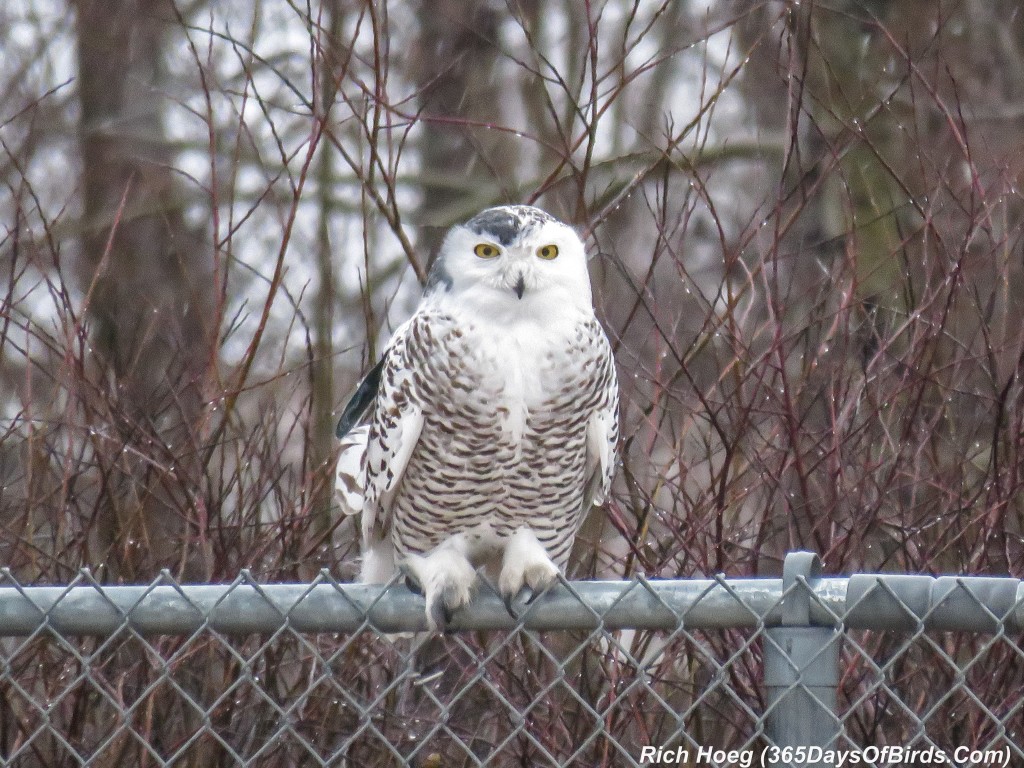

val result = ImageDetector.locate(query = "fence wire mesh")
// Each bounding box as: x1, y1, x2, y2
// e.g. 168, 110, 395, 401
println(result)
0, 555, 1021, 767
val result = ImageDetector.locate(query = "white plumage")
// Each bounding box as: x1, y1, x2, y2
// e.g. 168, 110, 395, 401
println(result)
336, 206, 618, 629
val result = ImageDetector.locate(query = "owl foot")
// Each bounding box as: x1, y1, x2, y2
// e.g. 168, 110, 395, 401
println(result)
498, 527, 560, 606
398, 564, 423, 595
403, 547, 477, 632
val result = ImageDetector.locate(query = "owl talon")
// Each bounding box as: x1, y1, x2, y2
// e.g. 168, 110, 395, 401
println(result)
398, 564, 424, 595
403, 547, 476, 632
498, 528, 561, 603
427, 597, 453, 632
405, 575, 423, 596
502, 593, 520, 621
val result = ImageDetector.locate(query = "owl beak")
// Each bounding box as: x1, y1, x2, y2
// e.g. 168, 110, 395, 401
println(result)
513, 272, 526, 299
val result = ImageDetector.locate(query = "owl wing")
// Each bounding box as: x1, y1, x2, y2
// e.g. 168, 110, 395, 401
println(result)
583, 326, 619, 513
360, 320, 424, 546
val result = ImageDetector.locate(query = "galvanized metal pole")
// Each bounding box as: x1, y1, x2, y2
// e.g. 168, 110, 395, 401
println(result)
764, 552, 842, 768
0, 568, 1020, 637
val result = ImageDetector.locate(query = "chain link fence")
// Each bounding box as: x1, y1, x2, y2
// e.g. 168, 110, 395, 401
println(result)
0, 552, 1020, 767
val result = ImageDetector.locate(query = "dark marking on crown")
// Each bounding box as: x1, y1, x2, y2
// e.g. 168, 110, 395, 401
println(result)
464, 205, 556, 246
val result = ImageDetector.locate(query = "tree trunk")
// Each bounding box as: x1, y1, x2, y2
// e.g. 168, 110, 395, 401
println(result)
310, 0, 346, 542
74, 0, 214, 579
414, 0, 510, 255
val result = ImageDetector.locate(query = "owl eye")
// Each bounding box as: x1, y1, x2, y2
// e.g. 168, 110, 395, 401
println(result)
537, 244, 559, 260
474, 243, 500, 259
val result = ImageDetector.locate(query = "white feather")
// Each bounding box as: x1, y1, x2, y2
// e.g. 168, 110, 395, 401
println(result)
361, 400, 423, 580
586, 406, 616, 507
359, 535, 396, 584
335, 425, 368, 515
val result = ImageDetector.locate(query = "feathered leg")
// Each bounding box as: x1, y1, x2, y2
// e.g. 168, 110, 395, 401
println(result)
498, 527, 560, 603
402, 534, 477, 631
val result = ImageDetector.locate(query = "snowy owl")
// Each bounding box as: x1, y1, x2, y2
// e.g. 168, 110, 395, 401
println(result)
336, 205, 618, 630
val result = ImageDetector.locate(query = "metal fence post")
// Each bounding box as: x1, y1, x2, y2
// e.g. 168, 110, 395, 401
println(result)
764, 552, 842, 768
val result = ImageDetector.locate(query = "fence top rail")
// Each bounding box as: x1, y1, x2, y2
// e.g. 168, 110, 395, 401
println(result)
0, 556, 1020, 637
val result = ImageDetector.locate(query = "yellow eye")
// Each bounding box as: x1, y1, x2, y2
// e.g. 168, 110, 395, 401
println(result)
474, 243, 500, 259
537, 244, 559, 260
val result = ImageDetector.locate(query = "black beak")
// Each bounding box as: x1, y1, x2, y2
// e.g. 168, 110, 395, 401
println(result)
514, 273, 526, 299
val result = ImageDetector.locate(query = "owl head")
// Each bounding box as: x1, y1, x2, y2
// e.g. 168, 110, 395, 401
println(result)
424, 206, 593, 317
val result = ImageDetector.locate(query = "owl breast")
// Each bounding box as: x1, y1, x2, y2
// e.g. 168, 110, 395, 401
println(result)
390, 310, 607, 564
